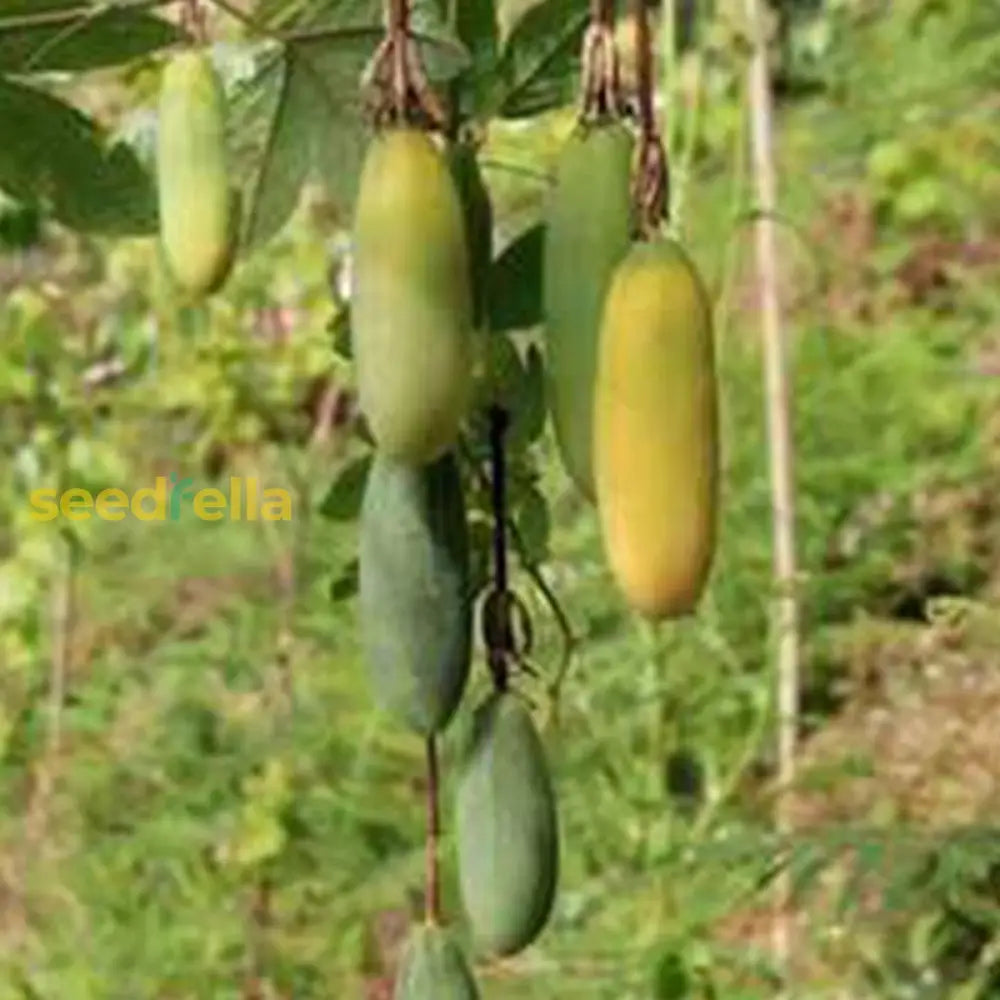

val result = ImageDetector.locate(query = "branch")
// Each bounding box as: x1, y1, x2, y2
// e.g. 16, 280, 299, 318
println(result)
0, 0, 172, 32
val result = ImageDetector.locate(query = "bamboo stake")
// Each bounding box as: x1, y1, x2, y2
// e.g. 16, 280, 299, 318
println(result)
741, 0, 799, 985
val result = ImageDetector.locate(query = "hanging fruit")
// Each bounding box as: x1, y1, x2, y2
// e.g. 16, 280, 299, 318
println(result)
543, 120, 634, 499
351, 128, 473, 463
455, 691, 559, 957
393, 924, 480, 1000
156, 48, 237, 297
359, 450, 472, 736
593, 238, 718, 618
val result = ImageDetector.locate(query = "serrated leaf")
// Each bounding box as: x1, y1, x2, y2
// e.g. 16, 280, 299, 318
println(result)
0, 78, 157, 235
319, 453, 372, 521
0, 3, 182, 73
491, 0, 587, 118
488, 221, 544, 331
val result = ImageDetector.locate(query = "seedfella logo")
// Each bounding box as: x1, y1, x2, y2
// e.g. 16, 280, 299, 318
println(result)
29, 475, 293, 523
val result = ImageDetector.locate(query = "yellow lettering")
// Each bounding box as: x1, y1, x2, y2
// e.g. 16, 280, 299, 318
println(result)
61, 488, 93, 521
95, 488, 128, 521
194, 488, 226, 521
28, 488, 58, 521
261, 490, 292, 522
132, 477, 168, 521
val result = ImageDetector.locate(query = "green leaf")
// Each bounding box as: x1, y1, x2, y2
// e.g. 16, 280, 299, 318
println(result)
452, 0, 500, 118
0, 3, 182, 73
319, 453, 372, 521
491, 0, 587, 118
488, 221, 544, 332
298, 34, 373, 211
411, 0, 471, 83
508, 342, 546, 449
234, 33, 375, 248
514, 483, 550, 563
455, 0, 498, 68
329, 557, 359, 602
242, 50, 318, 250
0, 78, 157, 235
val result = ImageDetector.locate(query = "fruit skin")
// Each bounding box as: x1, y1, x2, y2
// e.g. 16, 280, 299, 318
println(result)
393, 924, 480, 1000
352, 128, 473, 463
455, 691, 559, 957
593, 238, 719, 619
543, 120, 633, 499
359, 451, 471, 737
157, 49, 235, 297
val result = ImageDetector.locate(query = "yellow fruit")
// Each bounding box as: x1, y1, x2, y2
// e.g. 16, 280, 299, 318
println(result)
593, 239, 718, 619
352, 128, 473, 463
157, 49, 235, 297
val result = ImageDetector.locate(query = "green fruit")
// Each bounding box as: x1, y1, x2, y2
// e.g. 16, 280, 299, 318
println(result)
455, 691, 558, 956
157, 49, 235, 297
359, 451, 471, 736
593, 239, 718, 620
393, 924, 480, 1000
543, 120, 634, 499
448, 141, 493, 330
353, 128, 473, 463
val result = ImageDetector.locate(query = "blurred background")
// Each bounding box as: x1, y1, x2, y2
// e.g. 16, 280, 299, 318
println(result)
1, 0, 1000, 996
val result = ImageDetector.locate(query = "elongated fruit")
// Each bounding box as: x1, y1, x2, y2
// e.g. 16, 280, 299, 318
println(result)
455, 691, 558, 956
393, 924, 480, 1000
593, 239, 719, 619
359, 451, 471, 736
157, 49, 235, 296
543, 120, 633, 499
353, 128, 473, 462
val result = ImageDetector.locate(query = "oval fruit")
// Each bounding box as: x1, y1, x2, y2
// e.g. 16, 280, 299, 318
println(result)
455, 691, 558, 956
543, 120, 633, 499
393, 924, 480, 1000
593, 238, 719, 619
359, 451, 472, 736
157, 49, 235, 297
352, 128, 473, 462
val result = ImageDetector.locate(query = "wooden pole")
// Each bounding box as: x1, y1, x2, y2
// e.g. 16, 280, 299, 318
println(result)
742, 0, 800, 984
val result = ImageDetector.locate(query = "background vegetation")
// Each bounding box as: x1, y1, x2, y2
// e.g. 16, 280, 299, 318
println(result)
1, 0, 999, 996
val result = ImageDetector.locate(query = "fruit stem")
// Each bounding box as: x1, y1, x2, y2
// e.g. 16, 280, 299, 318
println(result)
630, 0, 669, 236
424, 735, 442, 924
487, 405, 510, 692
362, 0, 446, 126
182, 0, 208, 44
580, 0, 623, 120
